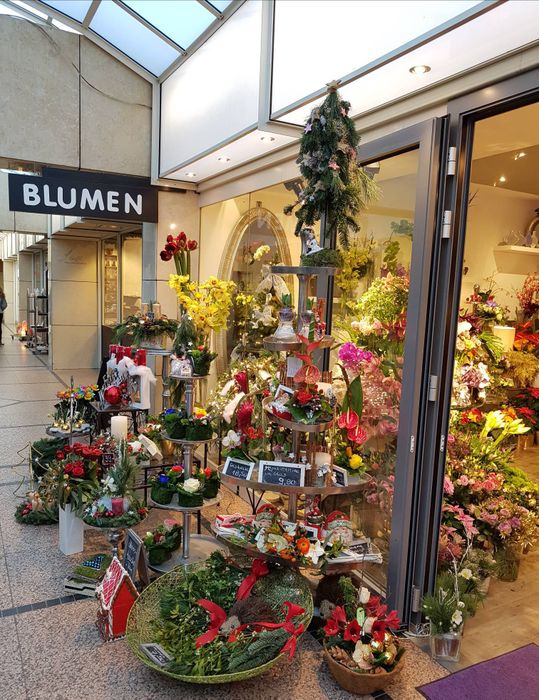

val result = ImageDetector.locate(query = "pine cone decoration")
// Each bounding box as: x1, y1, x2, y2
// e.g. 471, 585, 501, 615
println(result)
329, 646, 357, 669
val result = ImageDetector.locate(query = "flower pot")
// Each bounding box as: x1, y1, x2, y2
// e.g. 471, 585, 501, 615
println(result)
185, 425, 212, 441
177, 490, 204, 508
429, 631, 462, 662
59, 503, 84, 555
160, 439, 176, 457
140, 334, 165, 350
150, 484, 174, 505
496, 543, 522, 581
203, 479, 220, 499
477, 576, 491, 596
324, 647, 405, 695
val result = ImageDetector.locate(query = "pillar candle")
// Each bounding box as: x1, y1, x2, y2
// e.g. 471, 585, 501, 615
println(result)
152, 302, 161, 319
110, 415, 128, 441
142, 302, 149, 315
492, 325, 516, 353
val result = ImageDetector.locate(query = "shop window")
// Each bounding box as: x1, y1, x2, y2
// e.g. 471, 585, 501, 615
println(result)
121, 234, 142, 321
103, 238, 119, 327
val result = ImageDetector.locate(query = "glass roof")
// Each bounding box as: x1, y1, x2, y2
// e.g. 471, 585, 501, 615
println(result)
35, 0, 234, 77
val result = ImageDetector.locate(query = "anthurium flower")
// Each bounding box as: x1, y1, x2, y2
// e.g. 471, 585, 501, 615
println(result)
343, 619, 362, 642
338, 409, 359, 430
347, 425, 367, 445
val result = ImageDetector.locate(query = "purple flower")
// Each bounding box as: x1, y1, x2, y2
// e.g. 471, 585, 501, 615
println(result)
338, 342, 372, 372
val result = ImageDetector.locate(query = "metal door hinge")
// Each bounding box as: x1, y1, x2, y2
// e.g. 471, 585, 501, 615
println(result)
411, 585, 421, 613
428, 375, 438, 402
410, 434, 415, 454
447, 146, 457, 175
440, 434, 446, 453
442, 210, 452, 239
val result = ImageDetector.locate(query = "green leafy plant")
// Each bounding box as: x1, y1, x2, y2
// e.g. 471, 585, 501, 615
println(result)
113, 315, 178, 346
300, 247, 343, 267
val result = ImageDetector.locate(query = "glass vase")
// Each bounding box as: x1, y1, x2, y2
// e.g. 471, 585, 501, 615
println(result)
273, 307, 297, 340
429, 630, 462, 662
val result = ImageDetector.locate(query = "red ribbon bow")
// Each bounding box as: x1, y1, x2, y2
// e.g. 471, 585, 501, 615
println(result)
194, 599, 227, 648
236, 559, 269, 601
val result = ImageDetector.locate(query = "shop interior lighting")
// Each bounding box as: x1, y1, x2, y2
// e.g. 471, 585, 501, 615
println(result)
169, 223, 176, 230
217, 156, 231, 162
185, 172, 197, 178
499, 175, 507, 182
409, 65, 431, 75
260, 135, 276, 143
514, 152, 527, 160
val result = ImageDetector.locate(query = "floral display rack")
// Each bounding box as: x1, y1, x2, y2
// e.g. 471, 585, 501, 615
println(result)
144, 347, 172, 412
152, 373, 226, 567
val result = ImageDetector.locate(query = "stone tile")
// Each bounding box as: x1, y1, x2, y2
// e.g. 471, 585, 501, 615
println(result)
0, 616, 26, 700
384, 640, 448, 700
0, 383, 62, 402
0, 369, 57, 385
0, 548, 14, 611
0, 401, 57, 428
0, 427, 50, 465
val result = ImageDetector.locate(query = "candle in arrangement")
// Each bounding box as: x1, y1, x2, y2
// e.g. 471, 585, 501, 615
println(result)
152, 302, 161, 319
492, 325, 516, 353
110, 415, 128, 441
141, 302, 149, 315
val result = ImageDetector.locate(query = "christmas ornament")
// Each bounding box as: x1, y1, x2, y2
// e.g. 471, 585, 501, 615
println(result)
104, 386, 121, 406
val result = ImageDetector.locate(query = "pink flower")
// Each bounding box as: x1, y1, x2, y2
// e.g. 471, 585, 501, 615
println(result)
457, 475, 469, 486
443, 476, 454, 495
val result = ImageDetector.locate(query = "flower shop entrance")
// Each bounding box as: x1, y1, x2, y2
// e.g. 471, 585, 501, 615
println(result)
413, 68, 539, 665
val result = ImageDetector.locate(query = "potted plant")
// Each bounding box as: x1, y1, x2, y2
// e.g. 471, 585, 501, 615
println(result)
200, 465, 220, 499
320, 576, 404, 694
422, 567, 469, 662
177, 477, 204, 508
149, 465, 184, 505
143, 520, 182, 565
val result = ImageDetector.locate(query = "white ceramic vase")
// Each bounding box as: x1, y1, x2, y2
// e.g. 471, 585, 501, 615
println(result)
59, 503, 84, 555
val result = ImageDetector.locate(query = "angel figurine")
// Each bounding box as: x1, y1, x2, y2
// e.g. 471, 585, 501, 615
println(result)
300, 227, 323, 257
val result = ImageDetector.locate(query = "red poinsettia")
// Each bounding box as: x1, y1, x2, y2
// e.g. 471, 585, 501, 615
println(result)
295, 389, 314, 406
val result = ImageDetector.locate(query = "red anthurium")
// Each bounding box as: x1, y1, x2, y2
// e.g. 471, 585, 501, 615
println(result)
347, 425, 367, 445
343, 619, 362, 642
338, 409, 359, 430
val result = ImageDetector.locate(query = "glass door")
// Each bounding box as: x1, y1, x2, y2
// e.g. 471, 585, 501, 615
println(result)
340, 119, 443, 617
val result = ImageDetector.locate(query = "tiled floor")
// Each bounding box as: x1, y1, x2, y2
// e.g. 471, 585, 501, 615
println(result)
0, 339, 448, 699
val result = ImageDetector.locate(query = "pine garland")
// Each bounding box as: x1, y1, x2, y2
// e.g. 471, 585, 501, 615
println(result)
285, 85, 379, 248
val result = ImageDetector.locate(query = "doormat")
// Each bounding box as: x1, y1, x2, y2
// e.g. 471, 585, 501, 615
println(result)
417, 643, 539, 700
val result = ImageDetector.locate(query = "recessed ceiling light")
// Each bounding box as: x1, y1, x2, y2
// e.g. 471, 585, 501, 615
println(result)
499, 175, 507, 183
514, 151, 527, 160
217, 156, 231, 163
169, 223, 176, 230
409, 65, 431, 75
185, 172, 196, 178
260, 135, 276, 143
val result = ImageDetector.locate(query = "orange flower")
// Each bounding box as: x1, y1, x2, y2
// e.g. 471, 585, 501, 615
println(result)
296, 537, 310, 555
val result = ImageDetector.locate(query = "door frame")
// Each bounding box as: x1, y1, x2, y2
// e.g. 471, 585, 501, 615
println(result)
357, 117, 444, 619
412, 66, 539, 626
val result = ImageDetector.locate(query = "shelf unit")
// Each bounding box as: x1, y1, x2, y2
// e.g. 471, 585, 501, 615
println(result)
493, 245, 539, 274
26, 291, 49, 354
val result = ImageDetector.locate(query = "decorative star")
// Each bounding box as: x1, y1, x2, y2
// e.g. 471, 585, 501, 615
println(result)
304, 122, 312, 133
328, 161, 340, 171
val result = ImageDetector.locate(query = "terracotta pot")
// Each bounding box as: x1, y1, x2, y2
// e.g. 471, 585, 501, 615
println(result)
324, 647, 405, 695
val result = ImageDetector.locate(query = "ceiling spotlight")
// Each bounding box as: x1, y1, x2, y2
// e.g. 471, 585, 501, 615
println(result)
217, 156, 231, 163
514, 151, 527, 160
185, 172, 197, 178
499, 176, 507, 183
409, 65, 431, 75
260, 135, 276, 142
169, 223, 176, 230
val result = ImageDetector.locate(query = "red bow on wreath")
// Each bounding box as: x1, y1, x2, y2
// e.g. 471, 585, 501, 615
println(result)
235, 558, 269, 600
194, 599, 227, 648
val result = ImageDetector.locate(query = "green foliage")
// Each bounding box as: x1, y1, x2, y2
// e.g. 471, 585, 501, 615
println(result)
172, 314, 198, 355
30, 437, 66, 479
300, 247, 343, 268
338, 576, 358, 620
14, 501, 58, 525
108, 440, 139, 496
382, 239, 401, 274
341, 369, 363, 419
227, 628, 289, 673
113, 315, 178, 346
390, 219, 413, 237
284, 88, 378, 248
479, 332, 504, 363
507, 350, 539, 387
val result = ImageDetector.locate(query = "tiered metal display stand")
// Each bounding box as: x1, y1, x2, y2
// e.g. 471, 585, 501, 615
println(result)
149, 373, 226, 571
143, 347, 171, 411
219, 264, 369, 572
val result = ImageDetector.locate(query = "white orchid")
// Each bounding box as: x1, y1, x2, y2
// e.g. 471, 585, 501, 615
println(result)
308, 540, 325, 565
222, 429, 241, 448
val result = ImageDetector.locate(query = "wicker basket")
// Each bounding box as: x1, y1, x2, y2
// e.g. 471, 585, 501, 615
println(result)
126, 560, 314, 684
324, 647, 405, 695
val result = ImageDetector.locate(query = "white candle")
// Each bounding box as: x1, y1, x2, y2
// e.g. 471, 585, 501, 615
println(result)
110, 415, 128, 441
152, 302, 161, 319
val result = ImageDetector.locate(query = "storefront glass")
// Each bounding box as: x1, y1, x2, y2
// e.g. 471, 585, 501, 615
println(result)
103, 237, 119, 326
121, 234, 142, 320
102, 233, 142, 326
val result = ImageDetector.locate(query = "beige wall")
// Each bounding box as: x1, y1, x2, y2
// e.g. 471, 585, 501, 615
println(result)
0, 16, 152, 176
16, 252, 33, 325
49, 237, 99, 370
2, 260, 16, 328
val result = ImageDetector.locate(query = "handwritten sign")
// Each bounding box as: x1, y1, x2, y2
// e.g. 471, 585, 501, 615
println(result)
333, 466, 348, 486
348, 539, 371, 557
222, 457, 255, 481
123, 529, 150, 587
259, 460, 305, 488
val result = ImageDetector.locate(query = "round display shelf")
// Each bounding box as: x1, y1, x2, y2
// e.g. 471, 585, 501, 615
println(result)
161, 433, 219, 446
46, 425, 91, 438
263, 334, 334, 352
262, 397, 333, 433
148, 495, 220, 513
271, 265, 339, 276
169, 373, 209, 382
220, 472, 368, 497
147, 535, 228, 573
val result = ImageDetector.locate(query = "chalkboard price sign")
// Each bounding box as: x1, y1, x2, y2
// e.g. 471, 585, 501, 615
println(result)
333, 466, 348, 487
123, 529, 150, 587
259, 460, 305, 488
222, 457, 255, 481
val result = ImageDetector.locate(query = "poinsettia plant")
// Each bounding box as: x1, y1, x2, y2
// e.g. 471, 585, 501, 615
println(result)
321, 576, 402, 673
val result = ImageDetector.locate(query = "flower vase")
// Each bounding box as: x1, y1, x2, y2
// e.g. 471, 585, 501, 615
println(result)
160, 439, 176, 457
429, 630, 462, 662
59, 503, 84, 555
517, 434, 534, 451
141, 333, 165, 350
477, 576, 491, 596
496, 543, 522, 581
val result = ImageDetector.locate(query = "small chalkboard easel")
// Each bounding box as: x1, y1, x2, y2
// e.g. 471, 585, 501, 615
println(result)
123, 529, 150, 588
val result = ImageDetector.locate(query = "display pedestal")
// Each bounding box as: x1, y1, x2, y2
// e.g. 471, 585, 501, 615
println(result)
59, 503, 84, 555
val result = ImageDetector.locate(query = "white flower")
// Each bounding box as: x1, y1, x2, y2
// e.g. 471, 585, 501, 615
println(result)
459, 568, 473, 580
359, 587, 371, 604
307, 541, 325, 565
352, 642, 374, 669
363, 616, 376, 634
183, 478, 201, 494
102, 475, 117, 493
457, 320, 472, 336
451, 610, 463, 628
222, 430, 241, 448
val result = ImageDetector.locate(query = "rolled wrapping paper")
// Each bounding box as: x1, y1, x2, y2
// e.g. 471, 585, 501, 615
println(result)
492, 325, 516, 353
110, 415, 128, 440
152, 302, 161, 319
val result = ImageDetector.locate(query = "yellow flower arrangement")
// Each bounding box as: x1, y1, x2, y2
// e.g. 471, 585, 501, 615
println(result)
349, 454, 363, 470
168, 274, 236, 341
